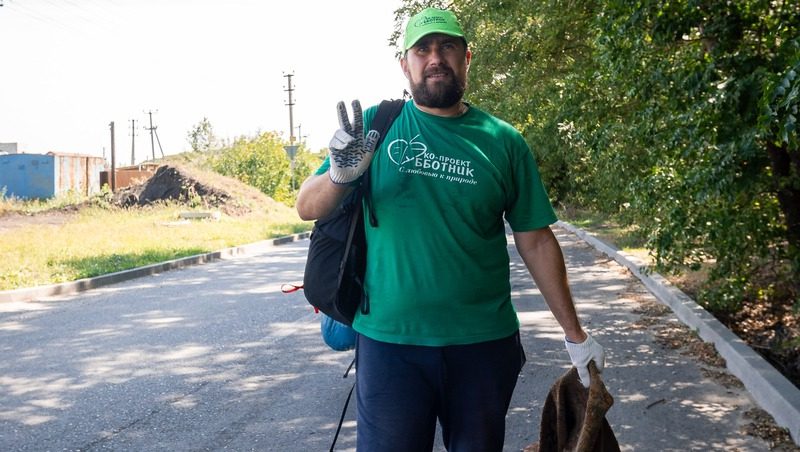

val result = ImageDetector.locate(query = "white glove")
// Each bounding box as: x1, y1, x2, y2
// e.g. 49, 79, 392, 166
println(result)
565, 333, 605, 388
328, 100, 381, 184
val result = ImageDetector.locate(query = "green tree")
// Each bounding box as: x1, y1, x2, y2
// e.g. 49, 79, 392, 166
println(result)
590, 0, 799, 310
393, 0, 799, 311
187, 117, 219, 152
211, 131, 319, 206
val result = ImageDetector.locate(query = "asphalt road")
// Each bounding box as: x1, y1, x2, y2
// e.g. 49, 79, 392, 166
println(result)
0, 227, 773, 451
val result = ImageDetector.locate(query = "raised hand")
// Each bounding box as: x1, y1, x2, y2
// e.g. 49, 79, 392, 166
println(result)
328, 100, 381, 184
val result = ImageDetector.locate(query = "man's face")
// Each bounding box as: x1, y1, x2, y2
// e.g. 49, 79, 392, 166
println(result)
401, 34, 471, 109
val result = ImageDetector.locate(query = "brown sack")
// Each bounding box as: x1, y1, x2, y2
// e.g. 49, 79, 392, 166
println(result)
525, 361, 620, 452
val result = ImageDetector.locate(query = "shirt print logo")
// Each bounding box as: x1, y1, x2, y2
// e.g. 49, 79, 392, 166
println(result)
386, 134, 478, 186
387, 134, 427, 166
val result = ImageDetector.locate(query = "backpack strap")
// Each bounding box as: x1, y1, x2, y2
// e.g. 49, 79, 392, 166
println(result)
329, 357, 357, 451
364, 98, 405, 227
371, 99, 405, 142
329, 381, 355, 452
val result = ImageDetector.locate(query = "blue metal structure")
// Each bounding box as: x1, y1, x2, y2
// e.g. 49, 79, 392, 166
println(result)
0, 153, 106, 199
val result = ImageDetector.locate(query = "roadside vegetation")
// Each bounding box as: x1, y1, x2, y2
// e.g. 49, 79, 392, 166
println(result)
1, 121, 324, 291
181, 122, 323, 206
0, 187, 87, 216
393, 0, 798, 388
558, 206, 800, 391
0, 132, 320, 291
1, 0, 796, 396
0, 192, 309, 291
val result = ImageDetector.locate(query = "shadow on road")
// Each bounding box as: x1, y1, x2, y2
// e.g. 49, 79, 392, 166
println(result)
0, 233, 774, 451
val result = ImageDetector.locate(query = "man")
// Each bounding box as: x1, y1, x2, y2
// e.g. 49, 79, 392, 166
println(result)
296, 7, 605, 452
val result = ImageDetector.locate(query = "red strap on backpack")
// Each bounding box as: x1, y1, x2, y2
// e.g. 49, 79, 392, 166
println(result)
280, 284, 319, 313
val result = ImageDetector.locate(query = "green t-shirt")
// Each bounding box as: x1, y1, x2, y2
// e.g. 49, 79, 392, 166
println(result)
315, 101, 557, 346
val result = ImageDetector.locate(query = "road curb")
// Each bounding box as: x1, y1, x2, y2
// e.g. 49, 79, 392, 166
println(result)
557, 220, 800, 445
4, 223, 798, 444
0, 231, 311, 304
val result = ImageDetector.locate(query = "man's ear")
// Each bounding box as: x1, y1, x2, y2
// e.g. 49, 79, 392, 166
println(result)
400, 57, 410, 80
466, 49, 472, 71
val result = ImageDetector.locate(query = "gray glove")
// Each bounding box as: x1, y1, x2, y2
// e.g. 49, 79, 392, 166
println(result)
565, 333, 605, 388
328, 100, 381, 184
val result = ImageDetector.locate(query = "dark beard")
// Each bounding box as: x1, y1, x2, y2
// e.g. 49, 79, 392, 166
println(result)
409, 66, 466, 109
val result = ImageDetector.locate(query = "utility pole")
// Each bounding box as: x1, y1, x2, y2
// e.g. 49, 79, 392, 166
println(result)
109, 121, 116, 192
296, 124, 303, 144
296, 124, 308, 145
284, 72, 296, 144
129, 119, 137, 166
144, 110, 158, 161
283, 72, 299, 192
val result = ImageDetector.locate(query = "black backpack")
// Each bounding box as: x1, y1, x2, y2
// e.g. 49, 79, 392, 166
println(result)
302, 99, 404, 326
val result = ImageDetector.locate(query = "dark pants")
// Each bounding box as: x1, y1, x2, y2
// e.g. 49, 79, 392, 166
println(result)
355, 331, 526, 452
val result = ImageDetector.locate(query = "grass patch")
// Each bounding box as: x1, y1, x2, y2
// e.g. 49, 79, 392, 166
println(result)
0, 188, 86, 215
556, 206, 649, 257
0, 202, 311, 291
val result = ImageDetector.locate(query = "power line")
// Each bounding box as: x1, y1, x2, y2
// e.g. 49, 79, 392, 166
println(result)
81, 0, 143, 33
39, 0, 77, 17
58, 0, 121, 34
58, 0, 119, 31
7, 1, 69, 27
5, 0, 116, 37
4, 2, 60, 28
153, 128, 164, 159
38, 0, 104, 32
4, 0, 93, 37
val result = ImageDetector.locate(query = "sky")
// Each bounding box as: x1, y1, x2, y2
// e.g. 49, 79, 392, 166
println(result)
0, 0, 409, 164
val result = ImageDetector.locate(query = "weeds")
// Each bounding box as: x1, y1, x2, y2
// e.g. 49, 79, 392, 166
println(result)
0, 199, 310, 291
0, 189, 89, 215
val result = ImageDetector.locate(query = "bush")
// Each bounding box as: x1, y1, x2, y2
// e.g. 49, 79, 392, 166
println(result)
210, 132, 322, 206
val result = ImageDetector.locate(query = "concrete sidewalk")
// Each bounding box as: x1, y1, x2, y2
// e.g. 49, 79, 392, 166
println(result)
502, 225, 797, 451
557, 221, 800, 448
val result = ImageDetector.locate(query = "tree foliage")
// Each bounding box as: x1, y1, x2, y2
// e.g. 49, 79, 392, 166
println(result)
394, 0, 799, 311
187, 117, 220, 153
210, 131, 321, 206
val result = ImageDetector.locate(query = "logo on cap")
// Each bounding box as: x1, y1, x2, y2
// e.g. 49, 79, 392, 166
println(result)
414, 16, 448, 28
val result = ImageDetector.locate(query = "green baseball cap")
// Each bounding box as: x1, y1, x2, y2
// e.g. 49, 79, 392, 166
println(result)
403, 7, 466, 51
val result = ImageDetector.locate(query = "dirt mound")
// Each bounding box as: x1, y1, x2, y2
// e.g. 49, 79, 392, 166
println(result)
114, 165, 229, 205
113, 164, 282, 216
